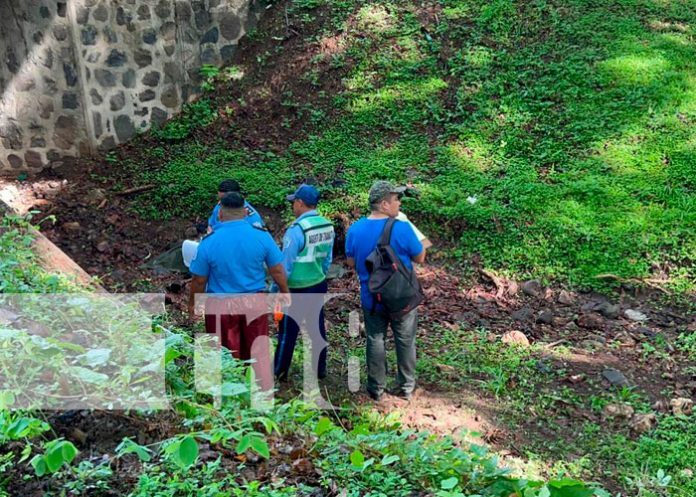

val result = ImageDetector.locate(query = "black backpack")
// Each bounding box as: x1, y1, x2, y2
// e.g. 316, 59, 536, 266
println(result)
365, 218, 424, 318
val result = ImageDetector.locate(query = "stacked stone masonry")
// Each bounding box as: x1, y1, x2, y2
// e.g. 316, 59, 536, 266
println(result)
0, 0, 262, 172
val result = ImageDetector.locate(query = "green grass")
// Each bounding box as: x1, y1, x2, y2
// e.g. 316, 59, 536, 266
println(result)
130, 0, 696, 294
414, 323, 696, 496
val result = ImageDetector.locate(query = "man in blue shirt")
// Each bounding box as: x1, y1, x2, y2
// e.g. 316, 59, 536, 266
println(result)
274, 184, 335, 382
345, 181, 425, 401
208, 179, 264, 231
189, 192, 289, 391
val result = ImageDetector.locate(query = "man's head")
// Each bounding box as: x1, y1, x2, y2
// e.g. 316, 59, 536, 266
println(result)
286, 184, 320, 217
218, 192, 246, 221
368, 180, 403, 217
217, 179, 241, 200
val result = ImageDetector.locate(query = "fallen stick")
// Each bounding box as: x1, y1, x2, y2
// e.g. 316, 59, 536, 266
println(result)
116, 184, 155, 196
595, 273, 671, 295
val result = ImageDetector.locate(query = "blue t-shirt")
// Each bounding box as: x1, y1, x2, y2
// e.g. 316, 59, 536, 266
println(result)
208, 201, 264, 230
345, 218, 423, 310
190, 220, 283, 293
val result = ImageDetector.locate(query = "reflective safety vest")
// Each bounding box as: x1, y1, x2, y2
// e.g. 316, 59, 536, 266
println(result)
287, 215, 335, 289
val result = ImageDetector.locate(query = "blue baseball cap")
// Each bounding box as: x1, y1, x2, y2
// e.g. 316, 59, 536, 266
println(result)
286, 184, 320, 206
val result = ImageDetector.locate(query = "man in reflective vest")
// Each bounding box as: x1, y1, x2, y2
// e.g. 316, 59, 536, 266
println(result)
274, 184, 335, 382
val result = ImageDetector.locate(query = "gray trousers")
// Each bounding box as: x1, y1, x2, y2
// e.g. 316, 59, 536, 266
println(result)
363, 308, 417, 396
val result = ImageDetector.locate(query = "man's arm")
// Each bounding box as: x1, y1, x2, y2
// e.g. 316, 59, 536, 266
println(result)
269, 263, 290, 294
411, 250, 426, 264
188, 275, 208, 317
281, 226, 303, 279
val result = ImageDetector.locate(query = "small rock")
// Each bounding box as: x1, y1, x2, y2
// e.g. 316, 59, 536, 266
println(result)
557, 290, 575, 305
69, 428, 88, 445
603, 403, 634, 419
597, 302, 621, 320
652, 400, 667, 412
96, 241, 110, 253
86, 188, 106, 205
577, 313, 605, 330
637, 327, 657, 339
521, 279, 542, 297
681, 469, 694, 479
630, 413, 657, 434
62, 221, 81, 231
568, 374, 585, 384
436, 363, 457, 375
536, 310, 554, 325
0, 308, 19, 325
511, 307, 533, 321
603, 368, 629, 387
670, 398, 694, 416
581, 340, 604, 350
625, 309, 648, 322
502, 330, 530, 347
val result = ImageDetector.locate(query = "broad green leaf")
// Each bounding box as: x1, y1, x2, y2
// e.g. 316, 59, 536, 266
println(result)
81, 348, 112, 366
45, 445, 65, 472
315, 417, 334, 436
221, 382, 248, 397
31, 455, 47, 476
380, 454, 400, 466
538, 486, 551, 497
441, 477, 459, 490
68, 366, 109, 385
548, 484, 594, 497
177, 435, 198, 468
7, 418, 30, 439
350, 449, 365, 468
237, 434, 253, 454
116, 438, 152, 462
249, 436, 270, 459
61, 441, 78, 465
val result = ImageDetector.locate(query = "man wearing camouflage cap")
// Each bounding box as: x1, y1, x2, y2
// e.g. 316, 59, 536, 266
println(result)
345, 180, 425, 401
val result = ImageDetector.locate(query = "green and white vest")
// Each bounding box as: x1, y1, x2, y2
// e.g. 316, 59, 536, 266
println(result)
288, 215, 335, 289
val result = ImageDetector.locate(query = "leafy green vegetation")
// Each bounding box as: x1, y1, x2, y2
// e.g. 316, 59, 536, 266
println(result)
413, 324, 696, 497
132, 0, 695, 294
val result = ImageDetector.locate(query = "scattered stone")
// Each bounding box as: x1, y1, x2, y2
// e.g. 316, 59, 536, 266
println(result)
577, 313, 604, 330
81, 25, 98, 45
96, 241, 110, 253
501, 330, 530, 347
580, 339, 604, 350
537, 310, 554, 325
62, 222, 81, 232
201, 27, 219, 44
511, 307, 533, 322
521, 279, 542, 297
134, 49, 152, 68
69, 428, 88, 445
142, 28, 157, 44
436, 363, 457, 375
670, 398, 694, 416
86, 188, 106, 205
625, 309, 648, 322
534, 360, 553, 373
122, 69, 136, 89
142, 71, 161, 87
106, 49, 128, 67
568, 374, 585, 384
597, 302, 620, 319
602, 368, 629, 387
114, 115, 135, 142
220, 12, 241, 40
110, 92, 126, 111
0, 308, 19, 325
602, 403, 634, 419
652, 400, 667, 412
637, 327, 657, 339
630, 413, 656, 434
95, 69, 117, 87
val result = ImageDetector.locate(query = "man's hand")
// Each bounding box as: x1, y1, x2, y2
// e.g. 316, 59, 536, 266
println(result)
188, 275, 208, 319
268, 263, 291, 309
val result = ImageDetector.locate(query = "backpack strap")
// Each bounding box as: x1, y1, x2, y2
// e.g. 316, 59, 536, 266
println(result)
377, 217, 398, 247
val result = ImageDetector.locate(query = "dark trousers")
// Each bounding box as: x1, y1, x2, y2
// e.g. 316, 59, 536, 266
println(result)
274, 280, 328, 380
205, 297, 272, 391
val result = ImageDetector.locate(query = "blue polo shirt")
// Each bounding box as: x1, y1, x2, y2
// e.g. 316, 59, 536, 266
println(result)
208, 201, 264, 230
345, 218, 423, 310
190, 220, 283, 293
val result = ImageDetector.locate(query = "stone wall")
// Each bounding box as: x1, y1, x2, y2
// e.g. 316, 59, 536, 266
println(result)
0, 0, 262, 173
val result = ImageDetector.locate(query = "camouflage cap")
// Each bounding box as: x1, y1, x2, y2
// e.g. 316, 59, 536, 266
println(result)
368, 180, 403, 204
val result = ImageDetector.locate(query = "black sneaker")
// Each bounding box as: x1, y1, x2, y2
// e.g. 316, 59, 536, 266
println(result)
367, 390, 383, 401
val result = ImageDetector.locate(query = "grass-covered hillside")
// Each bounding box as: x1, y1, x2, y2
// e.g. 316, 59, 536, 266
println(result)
120, 0, 696, 294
